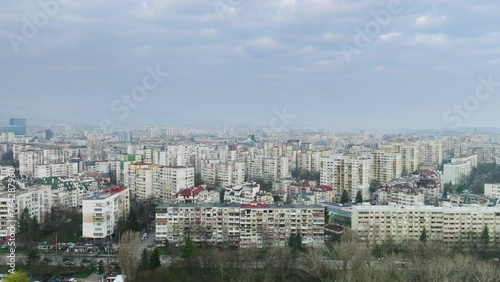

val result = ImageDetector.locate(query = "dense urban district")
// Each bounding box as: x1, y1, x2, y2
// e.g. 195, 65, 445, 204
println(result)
1, 119, 500, 281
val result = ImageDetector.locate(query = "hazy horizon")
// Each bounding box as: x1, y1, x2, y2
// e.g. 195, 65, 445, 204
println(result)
1, 0, 499, 130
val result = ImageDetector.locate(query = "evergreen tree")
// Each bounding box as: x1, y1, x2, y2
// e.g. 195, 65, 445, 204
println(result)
18, 208, 39, 248
355, 190, 363, 203
420, 227, 427, 243
324, 207, 331, 224
97, 260, 104, 274
180, 236, 196, 259
149, 248, 161, 271
139, 249, 150, 270
288, 233, 302, 250
481, 225, 490, 250
27, 249, 40, 266
340, 190, 350, 204
126, 209, 140, 232
369, 179, 381, 194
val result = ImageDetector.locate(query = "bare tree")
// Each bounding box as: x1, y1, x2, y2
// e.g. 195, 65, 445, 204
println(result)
302, 246, 335, 282
261, 247, 294, 282
118, 230, 140, 282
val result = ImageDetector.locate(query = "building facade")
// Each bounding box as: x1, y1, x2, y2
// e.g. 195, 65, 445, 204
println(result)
156, 202, 325, 248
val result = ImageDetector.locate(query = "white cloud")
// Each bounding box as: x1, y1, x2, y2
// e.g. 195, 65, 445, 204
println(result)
411, 34, 448, 46
415, 15, 448, 27
247, 37, 280, 49
323, 32, 338, 41
379, 32, 401, 42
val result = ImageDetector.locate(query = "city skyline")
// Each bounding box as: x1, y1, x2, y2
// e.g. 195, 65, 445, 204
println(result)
1, 0, 499, 129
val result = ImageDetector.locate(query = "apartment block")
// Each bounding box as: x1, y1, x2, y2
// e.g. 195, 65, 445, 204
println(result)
175, 186, 220, 204
34, 163, 79, 178
320, 155, 371, 201
82, 187, 130, 239
0, 185, 53, 238
442, 155, 478, 185
311, 185, 335, 203
155, 202, 325, 248
126, 163, 154, 200
419, 141, 443, 166
19, 150, 43, 176
37, 176, 102, 208
153, 165, 195, 201
371, 151, 402, 184
224, 182, 261, 204
382, 142, 420, 174
485, 183, 500, 198
352, 204, 500, 245
0, 166, 15, 179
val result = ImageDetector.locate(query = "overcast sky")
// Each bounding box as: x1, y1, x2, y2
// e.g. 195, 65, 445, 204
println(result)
1, 0, 499, 130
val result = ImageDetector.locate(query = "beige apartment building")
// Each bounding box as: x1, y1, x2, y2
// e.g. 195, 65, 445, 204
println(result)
320, 155, 371, 201
82, 187, 130, 239
156, 202, 325, 248
371, 151, 402, 184
382, 142, 420, 174
352, 204, 500, 246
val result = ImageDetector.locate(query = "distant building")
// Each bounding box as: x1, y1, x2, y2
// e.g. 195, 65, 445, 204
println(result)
0, 118, 27, 135
442, 155, 477, 185
484, 183, 500, 199
45, 129, 54, 140
175, 185, 220, 204
224, 182, 260, 204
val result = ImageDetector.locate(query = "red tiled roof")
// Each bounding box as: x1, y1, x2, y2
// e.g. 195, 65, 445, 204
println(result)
312, 185, 334, 192
104, 187, 127, 194
176, 186, 205, 197
240, 201, 268, 209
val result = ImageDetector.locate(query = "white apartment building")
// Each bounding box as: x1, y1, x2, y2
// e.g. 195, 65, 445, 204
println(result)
352, 203, 500, 245
19, 150, 43, 176
0, 185, 53, 235
382, 142, 420, 174
153, 165, 195, 201
82, 187, 130, 239
311, 185, 335, 203
0, 166, 15, 179
419, 140, 443, 166
0, 196, 11, 238
320, 155, 371, 201
485, 183, 500, 198
45, 177, 101, 208
201, 160, 218, 186
155, 202, 325, 248
126, 163, 154, 200
224, 182, 261, 204
442, 155, 478, 185
387, 188, 424, 206
371, 151, 402, 184
0, 132, 15, 143
175, 186, 220, 204
34, 163, 79, 178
